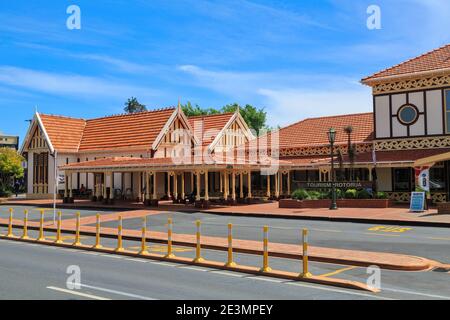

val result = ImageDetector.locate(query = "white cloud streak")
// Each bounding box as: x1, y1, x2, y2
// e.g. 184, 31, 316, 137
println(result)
179, 64, 373, 127
0, 66, 160, 99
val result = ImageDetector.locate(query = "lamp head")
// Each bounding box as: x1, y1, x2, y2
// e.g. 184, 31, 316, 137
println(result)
327, 127, 336, 144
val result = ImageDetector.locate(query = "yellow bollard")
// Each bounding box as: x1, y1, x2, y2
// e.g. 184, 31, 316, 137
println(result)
138, 216, 148, 255
300, 228, 312, 278
93, 214, 102, 249
193, 220, 204, 263
115, 215, 124, 252
164, 218, 175, 258
37, 209, 46, 241
72, 212, 81, 246
225, 223, 236, 267
55, 211, 63, 244
260, 226, 272, 272
7, 208, 14, 237
21, 210, 29, 240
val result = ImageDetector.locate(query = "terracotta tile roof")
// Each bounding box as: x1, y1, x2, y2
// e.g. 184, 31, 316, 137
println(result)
39, 114, 86, 152
79, 108, 175, 152
284, 148, 450, 167
61, 153, 292, 170
188, 113, 235, 146
39, 108, 176, 153
353, 148, 450, 164
253, 112, 374, 151
362, 44, 450, 83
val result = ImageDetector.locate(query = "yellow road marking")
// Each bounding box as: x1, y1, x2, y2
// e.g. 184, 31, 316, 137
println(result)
319, 266, 357, 278
367, 226, 412, 233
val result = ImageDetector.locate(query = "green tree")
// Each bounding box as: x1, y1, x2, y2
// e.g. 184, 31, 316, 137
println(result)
221, 103, 267, 135
181, 101, 219, 117
124, 97, 147, 113
180, 101, 268, 135
0, 148, 24, 196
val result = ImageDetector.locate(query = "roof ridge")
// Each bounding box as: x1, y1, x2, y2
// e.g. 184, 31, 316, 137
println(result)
188, 112, 235, 119
39, 113, 86, 121
363, 43, 450, 81
88, 107, 176, 122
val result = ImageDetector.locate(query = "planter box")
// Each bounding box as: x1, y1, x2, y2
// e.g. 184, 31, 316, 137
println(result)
437, 202, 450, 214
279, 198, 392, 209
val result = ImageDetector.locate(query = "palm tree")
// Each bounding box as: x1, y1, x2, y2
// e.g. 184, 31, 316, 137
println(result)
344, 126, 355, 180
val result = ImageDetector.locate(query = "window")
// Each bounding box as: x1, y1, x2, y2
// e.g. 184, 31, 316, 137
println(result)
430, 165, 446, 191
397, 104, 419, 125
446, 90, 450, 134
393, 168, 413, 192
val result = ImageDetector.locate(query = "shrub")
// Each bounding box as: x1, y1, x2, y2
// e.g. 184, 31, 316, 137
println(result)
291, 189, 310, 200
307, 191, 322, 200
344, 189, 357, 199
376, 191, 388, 199
356, 189, 372, 199
0, 187, 12, 197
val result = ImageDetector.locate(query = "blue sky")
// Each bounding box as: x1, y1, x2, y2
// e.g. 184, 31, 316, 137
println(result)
0, 0, 449, 142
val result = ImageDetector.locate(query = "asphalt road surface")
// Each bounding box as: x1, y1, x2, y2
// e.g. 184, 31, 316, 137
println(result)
1, 205, 449, 300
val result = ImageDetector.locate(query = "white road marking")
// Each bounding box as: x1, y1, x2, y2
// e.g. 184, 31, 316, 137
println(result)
100, 254, 124, 259
248, 276, 283, 283
382, 287, 450, 300
286, 282, 394, 300
209, 270, 246, 277
81, 251, 100, 256
148, 261, 178, 267
46, 286, 110, 300
177, 266, 210, 272
123, 258, 148, 263
78, 283, 157, 300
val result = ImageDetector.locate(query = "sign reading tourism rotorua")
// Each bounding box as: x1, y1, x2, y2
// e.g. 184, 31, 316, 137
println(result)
297, 181, 372, 189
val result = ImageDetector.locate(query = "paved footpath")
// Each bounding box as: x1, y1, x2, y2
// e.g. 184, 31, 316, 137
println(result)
5, 198, 450, 227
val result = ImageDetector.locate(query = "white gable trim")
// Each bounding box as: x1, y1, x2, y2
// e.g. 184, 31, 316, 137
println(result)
20, 112, 55, 154
151, 108, 200, 150
208, 112, 256, 152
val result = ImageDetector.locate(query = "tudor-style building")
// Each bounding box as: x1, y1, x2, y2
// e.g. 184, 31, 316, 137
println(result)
20, 44, 450, 206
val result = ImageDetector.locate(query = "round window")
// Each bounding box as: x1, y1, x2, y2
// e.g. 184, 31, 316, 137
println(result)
397, 104, 419, 125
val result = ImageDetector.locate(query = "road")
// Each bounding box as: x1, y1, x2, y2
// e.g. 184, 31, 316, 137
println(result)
0, 205, 449, 300
0, 238, 384, 300
95, 210, 450, 263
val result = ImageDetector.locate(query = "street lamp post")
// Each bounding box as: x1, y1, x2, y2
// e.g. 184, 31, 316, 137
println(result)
327, 128, 338, 210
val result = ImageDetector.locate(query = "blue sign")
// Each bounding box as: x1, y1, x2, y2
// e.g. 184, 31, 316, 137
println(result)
410, 192, 425, 212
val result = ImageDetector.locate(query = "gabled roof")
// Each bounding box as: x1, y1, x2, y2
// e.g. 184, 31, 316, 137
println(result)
39, 114, 86, 153
362, 44, 450, 83
80, 108, 176, 152
188, 113, 235, 146
252, 112, 374, 151
33, 108, 177, 153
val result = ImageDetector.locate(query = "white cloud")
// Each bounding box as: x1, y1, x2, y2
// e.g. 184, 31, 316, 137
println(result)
0, 66, 160, 99
258, 87, 372, 128
179, 64, 373, 127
